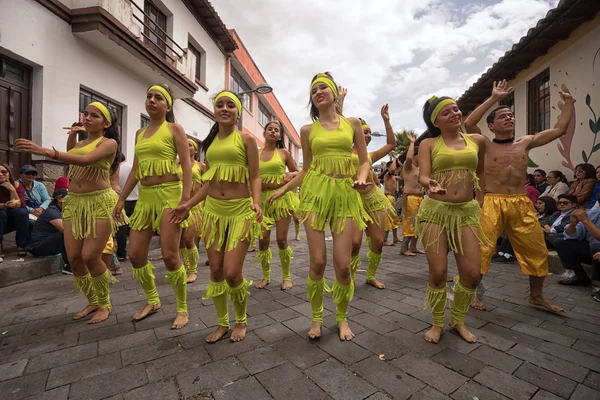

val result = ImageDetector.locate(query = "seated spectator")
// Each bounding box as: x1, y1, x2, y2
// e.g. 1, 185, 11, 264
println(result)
492, 233, 515, 264
540, 170, 570, 200
54, 176, 70, 192
26, 189, 70, 274
18, 164, 51, 220
535, 196, 557, 226
542, 194, 577, 249
525, 174, 539, 204
533, 169, 548, 194
556, 207, 600, 288
587, 165, 600, 209
0, 163, 29, 259
569, 163, 597, 207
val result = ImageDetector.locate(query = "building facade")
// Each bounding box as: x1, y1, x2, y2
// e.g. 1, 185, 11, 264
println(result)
457, 0, 600, 175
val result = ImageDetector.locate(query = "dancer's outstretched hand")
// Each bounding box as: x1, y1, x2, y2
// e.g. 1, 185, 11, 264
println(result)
113, 199, 125, 223
169, 203, 190, 224
267, 189, 284, 207
251, 203, 263, 223
428, 179, 447, 194
353, 179, 372, 190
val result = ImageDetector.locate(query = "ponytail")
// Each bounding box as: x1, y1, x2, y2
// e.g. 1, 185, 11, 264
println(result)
102, 109, 122, 175
201, 122, 219, 155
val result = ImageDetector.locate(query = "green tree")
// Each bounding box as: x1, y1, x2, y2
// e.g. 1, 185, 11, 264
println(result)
394, 129, 417, 154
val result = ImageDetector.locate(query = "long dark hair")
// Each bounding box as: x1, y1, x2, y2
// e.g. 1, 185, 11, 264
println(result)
101, 108, 123, 175
201, 90, 241, 154
575, 163, 596, 180
537, 196, 557, 216
147, 84, 175, 123
549, 170, 567, 183
0, 162, 16, 186
308, 72, 341, 122
422, 96, 454, 138
265, 120, 285, 149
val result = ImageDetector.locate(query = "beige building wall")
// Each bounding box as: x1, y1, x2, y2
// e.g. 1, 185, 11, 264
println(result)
471, 15, 600, 177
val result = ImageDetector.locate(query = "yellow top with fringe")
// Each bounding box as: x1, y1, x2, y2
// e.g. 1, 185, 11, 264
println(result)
203, 130, 248, 183
309, 117, 355, 176
134, 120, 178, 179
259, 148, 286, 184
350, 152, 373, 168
67, 136, 111, 182
431, 133, 480, 190
178, 162, 202, 191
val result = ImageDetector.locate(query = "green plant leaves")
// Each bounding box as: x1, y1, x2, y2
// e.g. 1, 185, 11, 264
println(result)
583, 150, 589, 163
587, 94, 592, 107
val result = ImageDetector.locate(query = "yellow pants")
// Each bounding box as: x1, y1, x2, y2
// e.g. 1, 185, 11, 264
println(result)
385, 194, 400, 230
102, 236, 114, 255
480, 194, 547, 277
401, 194, 422, 237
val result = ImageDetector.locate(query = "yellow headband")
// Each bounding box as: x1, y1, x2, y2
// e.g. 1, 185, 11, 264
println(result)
148, 85, 173, 106
187, 138, 198, 151
429, 97, 457, 124
362, 124, 371, 131
88, 102, 112, 126
310, 73, 338, 99
214, 91, 242, 114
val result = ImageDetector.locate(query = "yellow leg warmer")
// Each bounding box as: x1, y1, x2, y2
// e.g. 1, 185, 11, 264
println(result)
257, 248, 272, 282
91, 269, 117, 309
332, 280, 355, 323
166, 266, 188, 313
306, 277, 331, 322
366, 251, 382, 282
229, 278, 252, 325
451, 277, 477, 327
365, 236, 371, 247
73, 273, 98, 306
202, 280, 229, 328
424, 285, 447, 327
279, 247, 293, 281
132, 262, 160, 306
350, 255, 361, 283
180, 246, 199, 275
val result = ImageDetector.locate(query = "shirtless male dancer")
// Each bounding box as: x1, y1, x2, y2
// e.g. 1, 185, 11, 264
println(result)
400, 134, 424, 256
464, 80, 574, 312
383, 160, 401, 245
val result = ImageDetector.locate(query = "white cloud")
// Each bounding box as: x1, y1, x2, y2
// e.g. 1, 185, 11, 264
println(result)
212, 0, 558, 151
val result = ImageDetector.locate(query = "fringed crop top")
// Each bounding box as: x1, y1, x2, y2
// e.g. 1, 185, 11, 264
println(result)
350, 152, 373, 168
309, 117, 355, 176
135, 121, 178, 180
431, 133, 480, 189
178, 162, 202, 190
259, 149, 286, 184
67, 136, 112, 182
202, 130, 248, 183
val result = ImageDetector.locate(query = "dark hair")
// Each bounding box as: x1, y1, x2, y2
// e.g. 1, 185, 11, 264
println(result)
0, 162, 16, 186
486, 105, 511, 124
308, 72, 341, 122
526, 173, 536, 186
557, 194, 578, 204
101, 108, 123, 175
422, 96, 456, 138
533, 169, 546, 177
147, 84, 175, 123
548, 170, 567, 183
265, 120, 285, 149
537, 196, 557, 216
575, 163, 596, 179
201, 90, 242, 154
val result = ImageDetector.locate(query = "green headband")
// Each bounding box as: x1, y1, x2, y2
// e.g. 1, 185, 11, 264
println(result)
187, 138, 198, 151
429, 96, 457, 124
148, 85, 173, 106
214, 91, 242, 114
88, 102, 112, 126
310, 73, 338, 99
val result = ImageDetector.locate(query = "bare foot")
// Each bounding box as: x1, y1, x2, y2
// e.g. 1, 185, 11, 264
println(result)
255, 279, 270, 289
470, 298, 486, 311
295, 236, 301, 241
281, 280, 292, 291
402, 250, 416, 256
450, 320, 478, 343
133, 303, 161, 321
337, 321, 355, 341
393, 238, 401, 243
88, 307, 110, 324
187, 273, 197, 283
171, 312, 189, 329
424, 325, 444, 343
111, 267, 123, 276
206, 326, 230, 343
410, 248, 425, 254
308, 322, 322, 339
367, 278, 385, 289
529, 294, 565, 313
383, 241, 394, 246
230, 324, 247, 342
73, 305, 98, 320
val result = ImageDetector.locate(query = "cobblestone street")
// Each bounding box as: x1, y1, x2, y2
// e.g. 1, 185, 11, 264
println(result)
1, 230, 599, 400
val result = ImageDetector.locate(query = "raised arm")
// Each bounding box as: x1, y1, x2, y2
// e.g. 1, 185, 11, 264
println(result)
370, 104, 397, 163
529, 87, 575, 149
464, 80, 514, 133
337, 86, 347, 114
404, 133, 416, 169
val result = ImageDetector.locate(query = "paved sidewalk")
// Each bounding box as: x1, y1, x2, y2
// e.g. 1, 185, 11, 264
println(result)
1, 232, 599, 400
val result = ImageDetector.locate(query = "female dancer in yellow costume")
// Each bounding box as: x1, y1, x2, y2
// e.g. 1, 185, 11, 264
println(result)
349, 106, 397, 289
114, 84, 192, 330
269, 72, 371, 341
416, 96, 487, 344
178, 138, 205, 283
171, 90, 264, 343
16, 102, 125, 324
255, 120, 299, 291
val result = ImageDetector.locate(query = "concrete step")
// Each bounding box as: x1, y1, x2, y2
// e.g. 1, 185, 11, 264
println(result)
0, 235, 161, 288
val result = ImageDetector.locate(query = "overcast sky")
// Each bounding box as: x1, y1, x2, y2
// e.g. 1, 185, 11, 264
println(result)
212, 0, 559, 150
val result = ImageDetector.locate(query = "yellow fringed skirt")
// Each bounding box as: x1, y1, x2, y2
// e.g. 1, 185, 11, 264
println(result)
298, 170, 371, 234
260, 189, 299, 222
63, 188, 125, 240
359, 186, 398, 230
200, 196, 264, 252
415, 196, 486, 254
129, 181, 189, 233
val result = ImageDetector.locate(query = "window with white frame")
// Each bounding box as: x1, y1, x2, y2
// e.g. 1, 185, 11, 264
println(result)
258, 102, 271, 126
230, 69, 251, 110
188, 43, 204, 84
